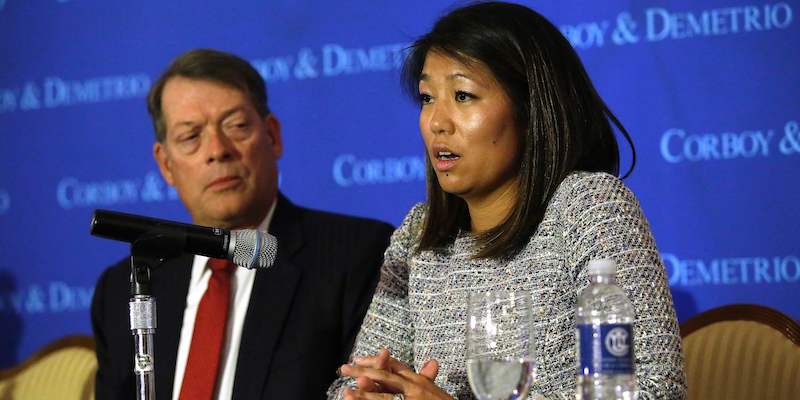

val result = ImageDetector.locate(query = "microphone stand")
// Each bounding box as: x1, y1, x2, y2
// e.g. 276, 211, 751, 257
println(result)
129, 250, 158, 400
128, 230, 186, 400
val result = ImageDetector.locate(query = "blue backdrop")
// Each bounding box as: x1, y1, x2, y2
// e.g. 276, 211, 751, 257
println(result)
1, 0, 798, 368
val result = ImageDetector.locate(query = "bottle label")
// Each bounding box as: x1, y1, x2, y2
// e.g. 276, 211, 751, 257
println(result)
577, 323, 633, 375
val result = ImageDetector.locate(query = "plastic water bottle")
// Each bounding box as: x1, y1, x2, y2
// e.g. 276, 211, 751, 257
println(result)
576, 259, 637, 400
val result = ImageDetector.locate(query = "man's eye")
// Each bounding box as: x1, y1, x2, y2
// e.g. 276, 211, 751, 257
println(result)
173, 132, 201, 154
225, 122, 252, 139
179, 132, 199, 142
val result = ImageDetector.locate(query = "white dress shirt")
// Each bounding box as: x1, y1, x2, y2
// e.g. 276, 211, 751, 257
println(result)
172, 201, 277, 400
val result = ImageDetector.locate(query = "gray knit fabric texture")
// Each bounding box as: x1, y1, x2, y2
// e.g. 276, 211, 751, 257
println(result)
328, 172, 687, 399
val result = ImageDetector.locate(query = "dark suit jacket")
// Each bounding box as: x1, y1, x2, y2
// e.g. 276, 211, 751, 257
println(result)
91, 194, 394, 399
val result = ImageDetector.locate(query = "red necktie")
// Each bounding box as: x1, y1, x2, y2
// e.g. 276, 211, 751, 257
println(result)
179, 258, 234, 400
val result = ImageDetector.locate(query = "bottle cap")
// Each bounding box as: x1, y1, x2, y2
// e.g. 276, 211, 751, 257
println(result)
587, 259, 617, 275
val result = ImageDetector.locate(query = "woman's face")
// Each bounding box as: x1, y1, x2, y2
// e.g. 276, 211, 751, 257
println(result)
418, 51, 521, 204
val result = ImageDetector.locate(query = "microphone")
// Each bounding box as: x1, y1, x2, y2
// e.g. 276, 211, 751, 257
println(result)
90, 209, 278, 270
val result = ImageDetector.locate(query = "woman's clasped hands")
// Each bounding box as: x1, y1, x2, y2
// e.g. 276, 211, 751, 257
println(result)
339, 348, 453, 400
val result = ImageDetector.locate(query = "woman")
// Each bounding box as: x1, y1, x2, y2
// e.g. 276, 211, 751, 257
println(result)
328, 2, 686, 399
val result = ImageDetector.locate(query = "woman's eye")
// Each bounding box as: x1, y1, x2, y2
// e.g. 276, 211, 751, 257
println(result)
455, 91, 474, 102
419, 93, 433, 105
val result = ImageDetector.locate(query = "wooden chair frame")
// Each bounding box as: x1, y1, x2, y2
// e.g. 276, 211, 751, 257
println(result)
680, 303, 800, 346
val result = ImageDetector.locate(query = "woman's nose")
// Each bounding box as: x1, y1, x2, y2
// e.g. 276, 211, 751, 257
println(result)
427, 104, 454, 135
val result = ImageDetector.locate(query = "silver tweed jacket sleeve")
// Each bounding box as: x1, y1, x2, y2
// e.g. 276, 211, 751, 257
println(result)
555, 173, 687, 399
326, 172, 687, 399
326, 204, 424, 399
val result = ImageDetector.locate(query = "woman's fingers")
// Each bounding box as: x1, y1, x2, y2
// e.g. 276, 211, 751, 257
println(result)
392, 358, 440, 384
356, 376, 381, 392
418, 359, 439, 381
346, 348, 393, 392
341, 360, 452, 400
383, 354, 414, 373
340, 364, 406, 393
352, 348, 391, 369
351, 348, 413, 374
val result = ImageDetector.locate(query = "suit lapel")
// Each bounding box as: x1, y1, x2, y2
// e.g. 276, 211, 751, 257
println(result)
233, 195, 305, 400
151, 254, 193, 400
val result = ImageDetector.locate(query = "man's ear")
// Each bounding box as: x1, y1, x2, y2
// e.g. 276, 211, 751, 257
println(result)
265, 113, 283, 158
153, 141, 175, 186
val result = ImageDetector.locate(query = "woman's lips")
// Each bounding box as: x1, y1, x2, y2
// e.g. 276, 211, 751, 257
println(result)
432, 148, 461, 172
429, 143, 461, 172
207, 176, 242, 191
434, 157, 458, 172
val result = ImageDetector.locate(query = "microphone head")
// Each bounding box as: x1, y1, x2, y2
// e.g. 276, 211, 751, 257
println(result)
229, 230, 278, 269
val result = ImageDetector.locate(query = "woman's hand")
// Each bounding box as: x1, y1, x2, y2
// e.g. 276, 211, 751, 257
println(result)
339, 348, 453, 400
347, 348, 409, 393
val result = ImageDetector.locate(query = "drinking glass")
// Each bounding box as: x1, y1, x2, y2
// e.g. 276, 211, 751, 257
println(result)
466, 290, 540, 400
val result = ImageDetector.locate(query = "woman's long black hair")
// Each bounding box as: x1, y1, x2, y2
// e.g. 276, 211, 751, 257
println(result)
402, 1, 636, 259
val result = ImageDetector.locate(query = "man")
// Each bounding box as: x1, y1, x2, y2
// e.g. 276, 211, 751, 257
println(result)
91, 49, 394, 399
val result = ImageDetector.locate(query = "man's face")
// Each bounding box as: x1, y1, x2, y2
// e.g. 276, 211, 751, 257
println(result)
153, 77, 282, 229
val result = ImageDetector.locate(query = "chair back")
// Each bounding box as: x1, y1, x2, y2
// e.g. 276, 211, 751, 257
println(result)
681, 304, 800, 400
0, 335, 96, 400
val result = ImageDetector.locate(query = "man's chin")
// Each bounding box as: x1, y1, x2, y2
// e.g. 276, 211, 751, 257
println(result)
191, 208, 241, 228
209, 207, 265, 229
